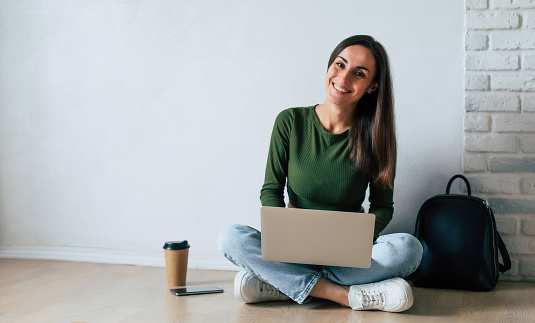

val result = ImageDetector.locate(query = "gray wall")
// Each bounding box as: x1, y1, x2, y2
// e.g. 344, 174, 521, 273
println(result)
0, 1, 464, 269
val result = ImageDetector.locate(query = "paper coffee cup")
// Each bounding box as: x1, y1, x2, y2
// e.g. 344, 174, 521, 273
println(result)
163, 241, 190, 288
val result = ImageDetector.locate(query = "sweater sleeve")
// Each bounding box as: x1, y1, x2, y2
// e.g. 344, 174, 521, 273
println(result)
369, 181, 394, 240
260, 109, 293, 207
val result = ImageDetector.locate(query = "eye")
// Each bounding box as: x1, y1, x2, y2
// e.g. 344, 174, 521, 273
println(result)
336, 62, 344, 68
354, 71, 365, 77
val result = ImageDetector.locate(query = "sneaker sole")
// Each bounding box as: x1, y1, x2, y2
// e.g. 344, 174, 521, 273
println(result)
389, 278, 413, 312
234, 271, 249, 303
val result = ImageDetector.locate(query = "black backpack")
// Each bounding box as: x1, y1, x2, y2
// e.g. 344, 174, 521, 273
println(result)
412, 174, 511, 291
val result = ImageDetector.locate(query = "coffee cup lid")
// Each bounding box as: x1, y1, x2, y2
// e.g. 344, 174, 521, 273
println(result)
163, 240, 190, 250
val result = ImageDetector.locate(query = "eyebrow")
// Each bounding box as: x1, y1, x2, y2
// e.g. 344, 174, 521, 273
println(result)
337, 56, 370, 72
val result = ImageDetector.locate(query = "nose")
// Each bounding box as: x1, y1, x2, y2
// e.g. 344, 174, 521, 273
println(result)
340, 69, 352, 83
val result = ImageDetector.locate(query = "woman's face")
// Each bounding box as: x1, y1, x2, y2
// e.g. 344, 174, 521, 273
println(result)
325, 45, 378, 107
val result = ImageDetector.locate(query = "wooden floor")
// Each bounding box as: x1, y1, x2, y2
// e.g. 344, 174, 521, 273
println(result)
1, 259, 534, 322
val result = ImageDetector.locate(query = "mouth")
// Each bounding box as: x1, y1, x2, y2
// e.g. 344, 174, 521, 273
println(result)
333, 83, 350, 93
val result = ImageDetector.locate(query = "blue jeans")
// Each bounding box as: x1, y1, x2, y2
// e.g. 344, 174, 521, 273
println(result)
218, 224, 423, 304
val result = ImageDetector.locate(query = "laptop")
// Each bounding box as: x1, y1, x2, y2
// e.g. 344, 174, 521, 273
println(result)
261, 206, 375, 268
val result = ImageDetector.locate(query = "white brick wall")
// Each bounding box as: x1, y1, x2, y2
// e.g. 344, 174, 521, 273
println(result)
523, 95, 535, 111
466, 11, 521, 29
465, 0, 535, 282
465, 93, 520, 111
467, 175, 520, 193
465, 134, 518, 152
494, 114, 535, 132
492, 0, 535, 9
520, 135, 535, 151
466, 74, 491, 90
466, 53, 519, 70
524, 55, 535, 69
465, 114, 492, 131
521, 177, 535, 193
493, 74, 535, 91
466, 32, 489, 50
526, 13, 535, 27
492, 31, 535, 49
467, 0, 489, 10
464, 153, 489, 171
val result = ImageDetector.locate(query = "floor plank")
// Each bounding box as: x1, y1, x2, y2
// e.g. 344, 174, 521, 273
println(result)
1, 259, 534, 322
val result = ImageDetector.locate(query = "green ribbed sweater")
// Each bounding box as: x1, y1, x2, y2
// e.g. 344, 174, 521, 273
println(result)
260, 106, 394, 239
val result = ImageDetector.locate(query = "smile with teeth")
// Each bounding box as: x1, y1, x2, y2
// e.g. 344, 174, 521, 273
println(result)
333, 83, 350, 93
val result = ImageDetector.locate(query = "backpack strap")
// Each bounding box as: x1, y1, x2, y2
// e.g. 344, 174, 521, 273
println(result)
446, 174, 471, 196
489, 205, 512, 273
497, 234, 512, 273
446, 174, 511, 273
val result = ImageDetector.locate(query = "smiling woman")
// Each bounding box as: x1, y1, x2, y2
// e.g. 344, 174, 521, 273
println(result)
325, 46, 377, 108
322, 35, 396, 190
218, 35, 423, 313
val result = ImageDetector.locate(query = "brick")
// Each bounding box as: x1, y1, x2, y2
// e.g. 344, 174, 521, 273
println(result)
466, 33, 489, 50
490, 157, 535, 172
493, 74, 535, 91
523, 96, 535, 112
466, 53, 519, 70
520, 258, 535, 276
466, 74, 490, 90
466, 11, 521, 29
521, 178, 535, 194
491, 197, 535, 214
465, 93, 520, 111
464, 154, 488, 172
467, 0, 489, 9
466, 135, 518, 152
501, 235, 535, 254
520, 135, 535, 152
492, 0, 535, 9
524, 55, 535, 70
494, 114, 535, 132
496, 216, 518, 234
492, 31, 535, 50
465, 114, 491, 132
526, 13, 535, 28
467, 175, 520, 194
522, 219, 535, 235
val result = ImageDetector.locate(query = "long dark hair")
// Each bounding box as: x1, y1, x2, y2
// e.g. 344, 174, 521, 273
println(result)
327, 35, 396, 188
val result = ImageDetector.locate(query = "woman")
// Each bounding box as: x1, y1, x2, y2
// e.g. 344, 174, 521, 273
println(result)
218, 35, 423, 312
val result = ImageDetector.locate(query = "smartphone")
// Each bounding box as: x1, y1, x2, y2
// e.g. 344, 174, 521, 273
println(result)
170, 286, 224, 296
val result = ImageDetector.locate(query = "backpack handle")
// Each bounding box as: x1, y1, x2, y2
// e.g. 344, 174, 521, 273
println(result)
446, 174, 471, 196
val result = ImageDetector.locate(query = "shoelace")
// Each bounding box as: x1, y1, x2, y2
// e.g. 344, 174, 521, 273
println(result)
360, 289, 385, 308
257, 281, 281, 297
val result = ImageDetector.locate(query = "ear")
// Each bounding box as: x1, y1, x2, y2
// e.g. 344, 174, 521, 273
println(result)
368, 82, 378, 94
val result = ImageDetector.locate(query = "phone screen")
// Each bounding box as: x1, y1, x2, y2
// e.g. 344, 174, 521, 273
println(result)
170, 286, 224, 296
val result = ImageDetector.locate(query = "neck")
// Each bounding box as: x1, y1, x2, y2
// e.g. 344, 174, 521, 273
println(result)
315, 101, 356, 134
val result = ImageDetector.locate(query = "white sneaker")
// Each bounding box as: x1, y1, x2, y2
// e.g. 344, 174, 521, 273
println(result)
234, 271, 290, 303
348, 278, 413, 312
